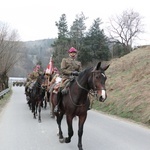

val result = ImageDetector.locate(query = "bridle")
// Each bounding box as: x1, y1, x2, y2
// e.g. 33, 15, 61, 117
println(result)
75, 78, 89, 92
75, 71, 105, 92
36, 76, 46, 90
69, 71, 105, 106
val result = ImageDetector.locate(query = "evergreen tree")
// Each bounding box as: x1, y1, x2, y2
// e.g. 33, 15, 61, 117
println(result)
52, 14, 70, 68
69, 12, 88, 64
86, 18, 111, 61
69, 12, 87, 48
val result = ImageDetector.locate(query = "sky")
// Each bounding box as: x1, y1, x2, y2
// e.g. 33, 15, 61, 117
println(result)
0, 0, 150, 46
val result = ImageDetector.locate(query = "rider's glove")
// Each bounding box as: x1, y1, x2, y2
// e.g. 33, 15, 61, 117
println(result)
71, 71, 79, 76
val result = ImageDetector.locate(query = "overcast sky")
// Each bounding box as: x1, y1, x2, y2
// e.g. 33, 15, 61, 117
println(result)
0, 0, 150, 46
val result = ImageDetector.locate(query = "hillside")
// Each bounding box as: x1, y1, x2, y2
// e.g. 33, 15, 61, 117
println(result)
9, 39, 55, 77
93, 46, 150, 126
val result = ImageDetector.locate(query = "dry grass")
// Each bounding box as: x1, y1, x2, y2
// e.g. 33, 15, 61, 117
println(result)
92, 46, 150, 126
0, 89, 12, 113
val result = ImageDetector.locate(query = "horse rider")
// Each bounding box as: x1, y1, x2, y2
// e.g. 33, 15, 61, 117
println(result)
54, 47, 82, 113
49, 67, 60, 85
44, 67, 60, 102
25, 65, 42, 94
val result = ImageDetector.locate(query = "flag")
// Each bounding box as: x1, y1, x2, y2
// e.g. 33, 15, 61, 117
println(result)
46, 55, 54, 75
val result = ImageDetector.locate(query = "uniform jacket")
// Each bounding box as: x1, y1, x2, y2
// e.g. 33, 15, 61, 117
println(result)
61, 57, 82, 78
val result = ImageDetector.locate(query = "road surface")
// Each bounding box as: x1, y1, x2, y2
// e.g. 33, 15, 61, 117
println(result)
0, 86, 150, 150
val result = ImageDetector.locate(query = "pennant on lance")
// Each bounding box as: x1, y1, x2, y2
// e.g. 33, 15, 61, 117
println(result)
46, 55, 54, 74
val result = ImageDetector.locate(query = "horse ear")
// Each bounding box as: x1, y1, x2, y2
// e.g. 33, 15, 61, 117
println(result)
92, 62, 101, 71
103, 64, 110, 71
96, 62, 101, 70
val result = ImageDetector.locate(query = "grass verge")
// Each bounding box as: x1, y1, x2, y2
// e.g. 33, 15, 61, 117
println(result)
0, 88, 13, 113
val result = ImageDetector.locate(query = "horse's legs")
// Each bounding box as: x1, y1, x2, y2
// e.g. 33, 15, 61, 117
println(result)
29, 100, 32, 110
44, 98, 47, 109
50, 101, 55, 118
32, 101, 36, 119
38, 101, 42, 122
44, 92, 47, 109
49, 92, 55, 118
27, 96, 31, 110
35, 102, 38, 115
78, 114, 87, 150
65, 115, 74, 143
56, 113, 64, 142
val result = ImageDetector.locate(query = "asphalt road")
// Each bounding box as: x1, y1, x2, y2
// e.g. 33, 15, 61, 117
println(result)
0, 86, 150, 150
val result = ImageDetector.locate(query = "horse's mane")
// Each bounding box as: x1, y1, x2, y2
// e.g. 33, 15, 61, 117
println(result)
78, 66, 93, 77
33, 73, 44, 90
37, 73, 44, 82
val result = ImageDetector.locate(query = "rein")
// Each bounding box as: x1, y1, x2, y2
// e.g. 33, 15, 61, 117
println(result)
75, 73, 101, 92
75, 78, 89, 92
68, 74, 98, 107
36, 80, 46, 90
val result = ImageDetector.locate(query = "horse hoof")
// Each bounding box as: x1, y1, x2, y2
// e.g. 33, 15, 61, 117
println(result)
59, 138, 64, 143
38, 120, 41, 123
65, 137, 71, 143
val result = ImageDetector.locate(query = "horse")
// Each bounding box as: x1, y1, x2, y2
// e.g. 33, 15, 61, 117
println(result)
30, 73, 46, 122
44, 73, 61, 118
43, 72, 58, 110
50, 61, 110, 150
25, 80, 36, 110
42, 74, 52, 109
25, 84, 33, 110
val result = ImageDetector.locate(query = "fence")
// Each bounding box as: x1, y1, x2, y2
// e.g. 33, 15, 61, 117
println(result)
0, 88, 10, 99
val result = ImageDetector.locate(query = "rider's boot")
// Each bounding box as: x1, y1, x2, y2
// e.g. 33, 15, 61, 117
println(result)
61, 81, 71, 95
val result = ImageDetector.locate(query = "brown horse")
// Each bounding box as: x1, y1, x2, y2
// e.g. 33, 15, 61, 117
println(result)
50, 61, 110, 150
30, 73, 46, 122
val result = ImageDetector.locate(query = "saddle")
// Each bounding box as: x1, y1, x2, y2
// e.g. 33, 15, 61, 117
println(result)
49, 76, 62, 94
51, 76, 75, 94
52, 83, 60, 94
51, 77, 68, 94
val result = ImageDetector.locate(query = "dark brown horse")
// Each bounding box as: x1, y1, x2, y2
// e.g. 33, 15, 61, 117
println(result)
30, 73, 46, 122
50, 62, 109, 150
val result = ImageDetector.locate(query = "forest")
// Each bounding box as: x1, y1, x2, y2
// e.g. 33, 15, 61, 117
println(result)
0, 9, 144, 91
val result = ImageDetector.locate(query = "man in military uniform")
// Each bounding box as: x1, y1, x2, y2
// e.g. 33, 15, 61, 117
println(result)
25, 65, 42, 94
54, 47, 82, 113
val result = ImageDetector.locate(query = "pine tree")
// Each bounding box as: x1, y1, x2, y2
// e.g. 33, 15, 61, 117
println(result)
86, 18, 111, 61
52, 14, 69, 68
69, 12, 88, 63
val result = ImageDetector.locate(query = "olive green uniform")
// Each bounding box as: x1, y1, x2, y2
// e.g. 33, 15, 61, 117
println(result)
25, 71, 41, 90
54, 56, 82, 112
60, 57, 82, 88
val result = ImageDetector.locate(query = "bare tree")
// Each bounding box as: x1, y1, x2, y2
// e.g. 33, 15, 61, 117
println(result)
0, 22, 22, 90
107, 9, 144, 53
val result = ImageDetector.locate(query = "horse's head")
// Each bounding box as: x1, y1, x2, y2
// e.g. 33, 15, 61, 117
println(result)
36, 73, 46, 89
90, 62, 110, 102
